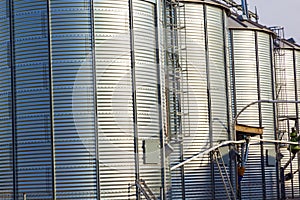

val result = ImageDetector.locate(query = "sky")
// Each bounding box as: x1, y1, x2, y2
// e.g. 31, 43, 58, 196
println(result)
247, 0, 300, 43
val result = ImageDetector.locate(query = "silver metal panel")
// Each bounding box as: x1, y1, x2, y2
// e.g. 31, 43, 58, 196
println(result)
94, 0, 161, 199
207, 6, 231, 200
94, 1, 135, 199
178, 3, 210, 199
0, 1, 13, 199
232, 30, 259, 127
13, 1, 53, 199
231, 30, 263, 199
133, 0, 162, 197
207, 6, 228, 145
231, 30, 276, 199
169, 2, 230, 199
2, 0, 163, 199
257, 32, 277, 199
50, 1, 97, 199
276, 47, 300, 198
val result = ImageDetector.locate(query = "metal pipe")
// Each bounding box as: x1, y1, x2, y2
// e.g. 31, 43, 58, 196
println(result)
46, 0, 56, 199
241, 0, 248, 18
170, 129, 300, 171
280, 167, 286, 199
251, 138, 299, 145
89, 0, 100, 199
203, 4, 215, 198
255, 31, 266, 200
269, 34, 280, 200
8, 0, 17, 199
171, 140, 246, 171
233, 100, 300, 128
241, 138, 250, 167
128, 0, 140, 199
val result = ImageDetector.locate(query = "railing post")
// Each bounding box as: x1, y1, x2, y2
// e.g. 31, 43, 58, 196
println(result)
280, 167, 286, 200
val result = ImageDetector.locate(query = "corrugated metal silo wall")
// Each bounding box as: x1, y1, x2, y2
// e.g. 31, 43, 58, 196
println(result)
50, 0, 98, 199
230, 29, 277, 199
0, 0, 14, 199
0, 0, 164, 199
94, 0, 163, 199
9, 1, 52, 199
275, 46, 300, 198
169, 2, 231, 199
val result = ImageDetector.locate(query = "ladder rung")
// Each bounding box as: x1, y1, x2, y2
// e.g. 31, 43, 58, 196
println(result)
176, 112, 188, 116
174, 26, 186, 30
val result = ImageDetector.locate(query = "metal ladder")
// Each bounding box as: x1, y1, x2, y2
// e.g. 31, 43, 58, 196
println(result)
212, 148, 236, 200
165, 0, 189, 141
271, 26, 299, 199
164, 1, 189, 197
272, 26, 288, 139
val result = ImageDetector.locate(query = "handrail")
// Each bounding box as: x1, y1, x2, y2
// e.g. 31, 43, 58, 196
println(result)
170, 140, 245, 171
170, 137, 300, 171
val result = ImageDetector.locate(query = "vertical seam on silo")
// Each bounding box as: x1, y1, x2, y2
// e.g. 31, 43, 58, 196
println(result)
203, 4, 215, 199
222, 10, 230, 143
229, 29, 239, 195
90, 0, 100, 199
128, 0, 140, 199
222, 10, 235, 194
255, 31, 267, 200
230, 30, 237, 122
269, 35, 280, 199
255, 32, 262, 130
8, 0, 17, 199
155, 0, 166, 198
46, 0, 56, 199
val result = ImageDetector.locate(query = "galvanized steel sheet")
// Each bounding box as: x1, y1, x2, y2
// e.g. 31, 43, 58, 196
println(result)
169, 2, 230, 199
276, 44, 300, 198
230, 28, 277, 199
1, 0, 163, 199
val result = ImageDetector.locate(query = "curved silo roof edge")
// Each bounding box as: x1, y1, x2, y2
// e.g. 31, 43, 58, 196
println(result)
278, 38, 300, 50
228, 14, 276, 36
178, 0, 231, 15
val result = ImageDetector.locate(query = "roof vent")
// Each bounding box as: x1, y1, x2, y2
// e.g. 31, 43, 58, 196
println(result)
287, 38, 296, 44
238, 0, 248, 20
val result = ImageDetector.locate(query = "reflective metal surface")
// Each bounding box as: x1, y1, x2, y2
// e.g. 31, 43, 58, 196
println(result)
275, 41, 300, 198
0, 0, 13, 199
95, 0, 162, 199
229, 24, 277, 199
169, 2, 230, 199
1, 0, 163, 199
5, 1, 53, 199
50, 0, 97, 199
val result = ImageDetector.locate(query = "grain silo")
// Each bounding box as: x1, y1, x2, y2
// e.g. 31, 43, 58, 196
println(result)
166, 0, 233, 199
274, 36, 300, 199
228, 15, 277, 199
0, 0, 166, 199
